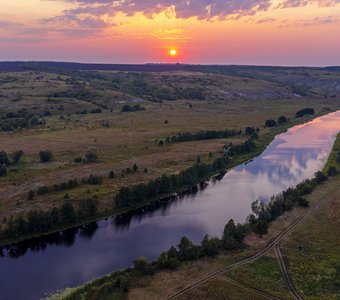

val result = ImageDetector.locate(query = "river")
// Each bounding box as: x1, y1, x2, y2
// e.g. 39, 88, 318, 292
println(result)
0, 111, 339, 300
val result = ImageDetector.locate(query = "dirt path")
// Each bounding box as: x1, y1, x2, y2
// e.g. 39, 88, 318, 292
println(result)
274, 244, 302, 300
166, 186, 340, 300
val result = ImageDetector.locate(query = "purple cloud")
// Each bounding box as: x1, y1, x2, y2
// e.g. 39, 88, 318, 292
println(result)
56, 0, 272, 20
280, 0, 340, 8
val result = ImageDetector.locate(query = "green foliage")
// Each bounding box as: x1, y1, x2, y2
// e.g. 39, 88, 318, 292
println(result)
83, 174, 102, 185
27, 190, 35, 200
11, 150, 24, 164
201, 234, 221, 256
254, 220, 268, 237
0, 164, 7, 177
265, 119, 276, 127
169, 129, 240, 143
121, 104, 145, 112
0, 151, 9, 165
39, 150, 53, 162
277, 115, 287, 124
327, 166, 338, 176
222, 219, 245, 249
84, 149, 98, 163
295, 107, 315, 118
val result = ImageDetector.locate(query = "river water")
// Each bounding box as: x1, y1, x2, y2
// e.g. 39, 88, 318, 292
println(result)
0, 111, 339, 300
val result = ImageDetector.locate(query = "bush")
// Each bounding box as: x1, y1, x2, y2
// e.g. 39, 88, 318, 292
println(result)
254, 220, 268, 237
327, 166, 338, 176
12, 150, 24, 164
85, 149, 98, 163
0, 164, 7, 177
278, 116, 287, 124
27, 190, 35, 200
295, 108, 315, 118
73, 157, 82, 163
298, 197, 309, 207
315, 171, 327, 183
39, 150, 53, 162
0, 151, 9, 165
265, 119, 276, 127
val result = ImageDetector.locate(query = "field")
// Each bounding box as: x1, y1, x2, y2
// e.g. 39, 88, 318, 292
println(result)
0, 64, 340, 241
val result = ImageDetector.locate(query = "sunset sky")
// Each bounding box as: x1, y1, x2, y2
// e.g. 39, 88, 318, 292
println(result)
1, 0, 340, 66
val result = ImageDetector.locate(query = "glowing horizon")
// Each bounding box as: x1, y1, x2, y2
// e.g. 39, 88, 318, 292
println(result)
0, 0, 340, 66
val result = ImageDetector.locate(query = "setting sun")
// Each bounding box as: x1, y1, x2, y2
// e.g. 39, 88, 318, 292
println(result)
169, 49, 177, 56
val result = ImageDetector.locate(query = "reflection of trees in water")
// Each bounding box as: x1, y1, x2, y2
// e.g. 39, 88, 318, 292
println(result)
112, 181, 213, 233
0, 223, 98, 259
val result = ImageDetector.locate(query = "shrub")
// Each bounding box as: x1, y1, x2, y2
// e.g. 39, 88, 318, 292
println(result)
278, 115, 287, 124
327, 166, 338, 177
85, 149, 98, 163
39, 150, 53, 163
265, 119, 276, 127
0, 164, 7, 177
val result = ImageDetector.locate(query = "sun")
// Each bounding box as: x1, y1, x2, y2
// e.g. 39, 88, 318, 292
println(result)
169, 49, 177, 56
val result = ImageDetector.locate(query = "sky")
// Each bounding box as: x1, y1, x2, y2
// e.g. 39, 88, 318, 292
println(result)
0, 0, 340, 66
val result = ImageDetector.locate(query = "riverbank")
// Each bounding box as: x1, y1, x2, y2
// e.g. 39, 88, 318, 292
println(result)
54, 115, 340, 300
0, 109, 337, 247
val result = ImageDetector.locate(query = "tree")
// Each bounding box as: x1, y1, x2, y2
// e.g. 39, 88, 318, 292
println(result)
245, 127, 256, 135
39, 150, 53, 162
133, 256, 152, 275
201, 234, 221, 256
265, 119, 276, 127
278, 116, 287, 124
298, 197, 309, 207
222, 219, 245, 249
315, 171, 327, 183
12, 150, 24, 164
177, 236, 199, 260
157, 252, 179, 270
133, 163, 138, 172
0, 151, 9, 165
85, 149, 98, 163
254, 220, 268, 237
109, 170, 115, 178
0, 164, 7, 177
60, 201, 77, 224
336, 151, 340, 163
27, 190, 35, 200
327, 166, 338, 177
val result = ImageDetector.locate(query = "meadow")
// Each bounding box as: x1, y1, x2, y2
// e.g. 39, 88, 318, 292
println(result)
0, 65, 340, 242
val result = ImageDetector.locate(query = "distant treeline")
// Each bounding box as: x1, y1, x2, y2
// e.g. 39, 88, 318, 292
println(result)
163, 127, 258, 145
2, 198, 98, 239
166, 129, 241, 144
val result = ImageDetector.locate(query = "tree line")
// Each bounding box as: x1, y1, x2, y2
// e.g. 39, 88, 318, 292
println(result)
166, 129, 242, 144
246, 170, 334, 237
29, 174, 102, 199
2, 198, 98, 239
115, 137, 259, 208
62, 218, 245, 299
